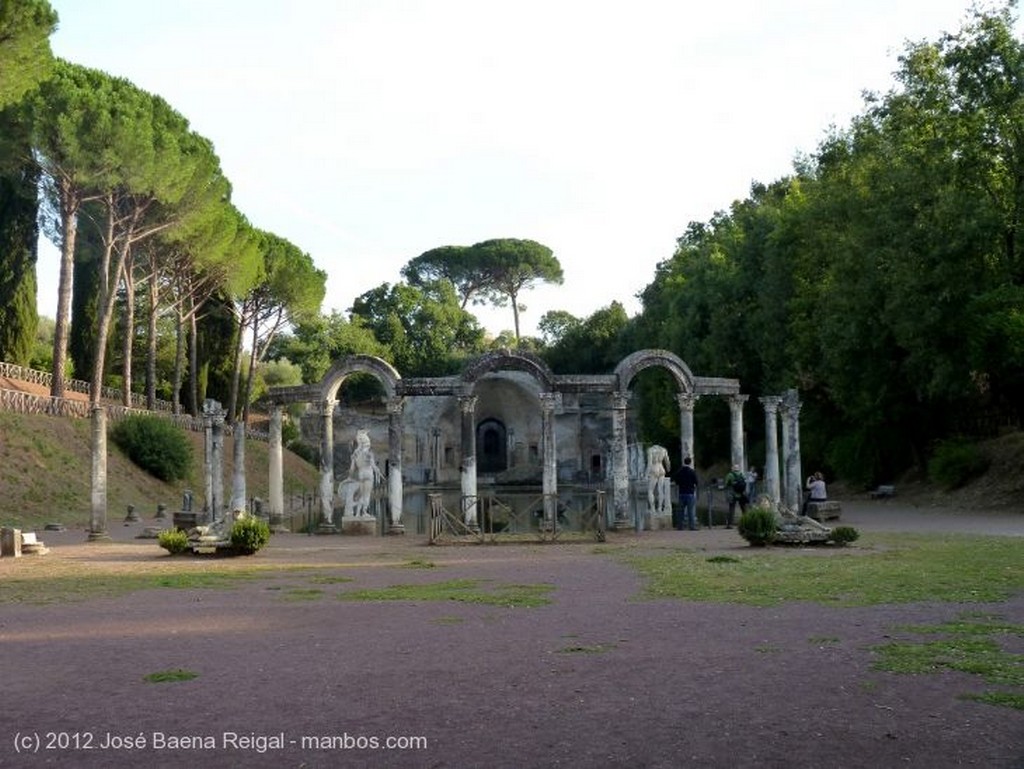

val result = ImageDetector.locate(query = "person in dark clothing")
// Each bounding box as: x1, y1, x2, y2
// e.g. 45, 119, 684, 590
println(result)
676, 456, 699, 531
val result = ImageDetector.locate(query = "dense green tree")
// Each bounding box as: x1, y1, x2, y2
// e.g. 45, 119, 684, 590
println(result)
227, 231, 325, 423
269, 310, 387, 384
0, 0, 57, 110
0, 110, 39, 364
541, 301, 629, 375
350, 280, 485, 376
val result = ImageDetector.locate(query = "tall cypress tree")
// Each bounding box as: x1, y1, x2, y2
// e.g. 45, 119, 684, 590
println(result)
0, 111, 39, 366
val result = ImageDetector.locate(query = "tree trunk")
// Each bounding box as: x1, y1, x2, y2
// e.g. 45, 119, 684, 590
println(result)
120, 253, 134, 407
145, 267, 159, 410
50, 181, 78, 398
171, 305, 184, 415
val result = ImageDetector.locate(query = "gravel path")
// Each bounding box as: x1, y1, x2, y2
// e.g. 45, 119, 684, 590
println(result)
1, 501, 1021, 769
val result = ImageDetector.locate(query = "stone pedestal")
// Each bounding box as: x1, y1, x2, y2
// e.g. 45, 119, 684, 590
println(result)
386, 521, 405, 535
341, 516, 377, 536
316, 522, 338, 535
1, 527, 22, 557
649, 513, 674, 531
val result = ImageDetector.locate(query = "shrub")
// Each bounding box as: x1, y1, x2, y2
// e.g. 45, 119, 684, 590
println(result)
110, 415, 192, 481
828, 526, 860, 546
230, 516, 270, 555
737, 504, 777, 546
158, 528, 190, 555
928, 439, 990, 490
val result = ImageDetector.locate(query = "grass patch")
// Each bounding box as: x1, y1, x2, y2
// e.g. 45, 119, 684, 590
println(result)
626, 533, 1024, 607
0, 561, 326, 605
338, 579, 554, 608
402, 559, 438, 569
870, 614, 1024, 711
144, 669, 198, 683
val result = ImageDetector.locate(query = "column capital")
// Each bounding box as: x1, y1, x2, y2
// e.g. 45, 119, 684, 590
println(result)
386, 396, 406, 416
726, 393, 749, 411
759, 395, 783, 414
611, 391, 631, 410
675, 392, 700, 410
538, 391, 560, 412
458, 394, 478, 414
320, 398, 336, 416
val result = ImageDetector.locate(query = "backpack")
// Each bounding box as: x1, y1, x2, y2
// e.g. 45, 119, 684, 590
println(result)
731, 476, 746, 494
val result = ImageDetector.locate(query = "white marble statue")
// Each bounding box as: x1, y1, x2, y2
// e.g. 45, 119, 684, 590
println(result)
646, 444, 672, 516
337, 429, 384, 518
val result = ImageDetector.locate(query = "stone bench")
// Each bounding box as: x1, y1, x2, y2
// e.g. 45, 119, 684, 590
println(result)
870, 485, 896, 499
806, 501, 842, 522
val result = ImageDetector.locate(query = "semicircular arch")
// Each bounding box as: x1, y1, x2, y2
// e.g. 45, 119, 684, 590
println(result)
320, 354, 400, 401
614, 349, 695, 393
460, 350, 556, 392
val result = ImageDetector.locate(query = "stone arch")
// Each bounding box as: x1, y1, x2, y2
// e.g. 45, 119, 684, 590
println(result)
460, 350, 556, 392
614, 349, 695, 394
320, 354, 400, 402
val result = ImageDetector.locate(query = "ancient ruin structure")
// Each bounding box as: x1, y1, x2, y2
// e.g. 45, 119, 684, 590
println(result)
258, 349, 808, 534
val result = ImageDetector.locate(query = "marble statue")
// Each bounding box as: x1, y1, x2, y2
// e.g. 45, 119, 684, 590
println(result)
646, 444, 671, 516
337, 429, 384, 518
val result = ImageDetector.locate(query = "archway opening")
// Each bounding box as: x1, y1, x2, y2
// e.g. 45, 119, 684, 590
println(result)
477, 418, 507, 474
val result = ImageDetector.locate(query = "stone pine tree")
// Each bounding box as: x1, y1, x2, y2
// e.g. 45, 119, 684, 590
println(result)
27, 61, 119, 397
472, 238, 563, 343
402, 237, 563, 343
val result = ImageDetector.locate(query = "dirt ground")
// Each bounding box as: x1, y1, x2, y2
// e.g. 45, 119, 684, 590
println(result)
1, 500, 1022, 769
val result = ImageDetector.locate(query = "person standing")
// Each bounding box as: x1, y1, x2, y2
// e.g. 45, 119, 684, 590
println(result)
724, 463, 748, 528
677, 456, 699, 531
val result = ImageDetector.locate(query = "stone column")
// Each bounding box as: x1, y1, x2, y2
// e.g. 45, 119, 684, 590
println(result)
539, 392, 559, 526
387, 397, 405, 534
459, 394, 478, 527
88, 405, 109, 541
209, 404, 226, 523
318, 399, 336, 530
780, 389, 803, 512
268, 405, 285, 530
727, 394, 749, 471
230, 420, 246, 514
676, 392, 699, 464
611, 391, 631, 528
202, 409, 213, 520
759, 396, 783, 505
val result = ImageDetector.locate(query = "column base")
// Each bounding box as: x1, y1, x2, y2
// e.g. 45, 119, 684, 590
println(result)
316, 523, 338, 535
386, 522, 406, 535
87, 530, 111, 542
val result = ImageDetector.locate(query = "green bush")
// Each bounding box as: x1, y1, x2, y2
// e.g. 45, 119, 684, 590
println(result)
927, 439, 990, 490
828, 526, 860, 546
110, 415, 192, 481
737, 504, 777, 546
230, 516, 270, 555
157, 528, 190, 555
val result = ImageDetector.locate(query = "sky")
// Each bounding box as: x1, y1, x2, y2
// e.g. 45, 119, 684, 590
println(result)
37, 0, 995, 338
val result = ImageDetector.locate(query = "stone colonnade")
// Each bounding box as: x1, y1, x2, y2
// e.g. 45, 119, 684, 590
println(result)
259, 351, 808, 534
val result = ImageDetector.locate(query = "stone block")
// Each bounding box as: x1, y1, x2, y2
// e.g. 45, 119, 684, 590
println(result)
806, 501, 842, 522
1, 527, 22, 557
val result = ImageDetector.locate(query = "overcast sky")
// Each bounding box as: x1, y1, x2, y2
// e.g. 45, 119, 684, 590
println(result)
38, 0, 995, 337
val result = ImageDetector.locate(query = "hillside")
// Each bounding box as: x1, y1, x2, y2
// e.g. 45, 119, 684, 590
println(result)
0, 410, 320, 531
